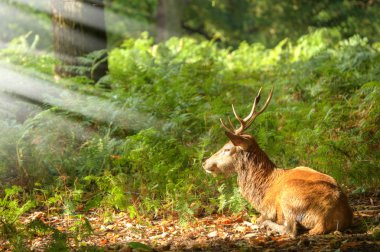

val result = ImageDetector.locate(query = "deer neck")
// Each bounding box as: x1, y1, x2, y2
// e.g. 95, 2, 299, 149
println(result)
235, 142, 276, 209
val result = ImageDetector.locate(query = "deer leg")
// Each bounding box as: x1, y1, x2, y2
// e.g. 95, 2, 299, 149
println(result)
308, 222, 325, 235
256, 210, 276, 225
255, 215, 266, 224
261, 219, 297, 237
260, 220, 286, 235
283, 215, 298, 237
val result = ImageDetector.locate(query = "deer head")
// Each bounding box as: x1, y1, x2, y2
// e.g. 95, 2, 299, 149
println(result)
203, 87, 273, 175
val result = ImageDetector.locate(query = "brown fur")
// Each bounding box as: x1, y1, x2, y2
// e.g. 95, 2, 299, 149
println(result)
203, 133, 353, 236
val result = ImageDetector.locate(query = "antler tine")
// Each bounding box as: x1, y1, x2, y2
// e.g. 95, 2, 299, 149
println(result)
220, 87, 273, 135
257, 88, 273, 114
234, 87, 264, 134
231, 104, 244, 123
227, 116, 235, 130
232, 103, 248, 134
243, 87, 262, 122
246, 87, 273, 126
220, 118, 234, 133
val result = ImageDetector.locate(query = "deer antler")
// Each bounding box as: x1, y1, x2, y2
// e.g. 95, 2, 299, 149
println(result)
220, 87, 273, 135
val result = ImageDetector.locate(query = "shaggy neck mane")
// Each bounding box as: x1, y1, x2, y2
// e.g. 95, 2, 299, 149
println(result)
235, 140, 276, 209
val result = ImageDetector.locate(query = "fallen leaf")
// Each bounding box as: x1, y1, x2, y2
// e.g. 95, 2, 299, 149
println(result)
244, 233, 256, 238
99, 239, 108, 246
340, 241, 362, 250
56, 226, 65, 231
243, 221, 253, 226
207, 231, 218, 238
217, 218, 232, 225
236, 226, 247, 233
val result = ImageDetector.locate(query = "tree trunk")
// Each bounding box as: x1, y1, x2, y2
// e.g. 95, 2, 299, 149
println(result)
51, 0, 108, 82
156, 0, 183, 42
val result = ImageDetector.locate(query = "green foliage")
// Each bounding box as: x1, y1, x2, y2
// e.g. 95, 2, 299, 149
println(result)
83, 173, 130, 211
0, 29, 379, 226
0, 186, 34, 225
70, 216, 94, 244
47, 230, 68, 252
0, 32, 56, 76
127, 241, 153, 251
0, 186, 34, 250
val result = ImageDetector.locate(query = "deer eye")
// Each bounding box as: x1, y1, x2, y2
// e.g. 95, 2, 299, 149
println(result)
224, 148, 231, 152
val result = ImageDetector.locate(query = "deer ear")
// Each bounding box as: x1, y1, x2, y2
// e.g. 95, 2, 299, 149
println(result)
224, 131, 251, 151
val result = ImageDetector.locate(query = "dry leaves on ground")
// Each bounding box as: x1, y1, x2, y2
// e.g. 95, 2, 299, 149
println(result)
0, 191, 379, 251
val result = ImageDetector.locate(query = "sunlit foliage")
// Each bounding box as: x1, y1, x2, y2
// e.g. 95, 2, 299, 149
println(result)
1, 30, 379, 226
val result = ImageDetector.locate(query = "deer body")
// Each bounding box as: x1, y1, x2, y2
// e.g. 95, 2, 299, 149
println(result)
203, 88, 353, 236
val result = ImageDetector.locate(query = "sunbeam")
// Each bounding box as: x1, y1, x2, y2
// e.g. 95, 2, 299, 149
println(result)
10, 0, 105, 31
0, 62, 157, 131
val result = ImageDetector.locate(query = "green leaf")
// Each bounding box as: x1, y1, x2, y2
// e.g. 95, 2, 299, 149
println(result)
127, 242, 153, 251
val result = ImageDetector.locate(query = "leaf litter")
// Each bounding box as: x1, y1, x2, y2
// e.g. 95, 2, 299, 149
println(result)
0, 191, 379, 251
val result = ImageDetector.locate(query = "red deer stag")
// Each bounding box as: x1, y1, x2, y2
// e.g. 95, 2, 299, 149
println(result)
203, 88, 353, 236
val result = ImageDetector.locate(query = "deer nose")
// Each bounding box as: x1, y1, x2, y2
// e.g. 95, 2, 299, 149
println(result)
202, 157, 208, 167
204, 163, 217, 173
202, 161, 206, 168
203, 159, 216, 171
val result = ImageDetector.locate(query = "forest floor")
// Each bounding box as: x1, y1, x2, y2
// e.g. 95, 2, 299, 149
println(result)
1, 190, 379, 251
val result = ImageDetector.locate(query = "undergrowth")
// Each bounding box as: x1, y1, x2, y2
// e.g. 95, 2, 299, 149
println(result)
0, 28, 379, 249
